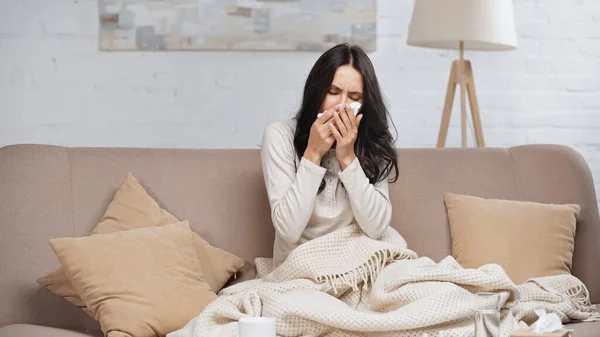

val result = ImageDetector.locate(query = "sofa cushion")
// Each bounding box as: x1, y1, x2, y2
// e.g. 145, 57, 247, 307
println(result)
444, 192, 579, 285
88, 173, 244, 293
0, 324, 95, 337
38, 173, 244, 313
49, 221, 216, 337
565, 319, 600, 337
2, 320, 599, 337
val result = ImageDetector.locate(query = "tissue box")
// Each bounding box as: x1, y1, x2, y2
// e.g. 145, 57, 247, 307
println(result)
510, 327, 570, 337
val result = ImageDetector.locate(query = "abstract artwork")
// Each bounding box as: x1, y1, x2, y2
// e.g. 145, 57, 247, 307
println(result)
99, 0, 376, 52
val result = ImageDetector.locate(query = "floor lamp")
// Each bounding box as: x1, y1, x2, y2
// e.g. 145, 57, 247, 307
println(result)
407, 0, 517, 148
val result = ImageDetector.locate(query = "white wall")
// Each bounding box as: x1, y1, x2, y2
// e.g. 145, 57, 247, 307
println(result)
1, 0, 600, 200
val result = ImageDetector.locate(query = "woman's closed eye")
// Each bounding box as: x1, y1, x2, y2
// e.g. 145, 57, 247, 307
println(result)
328, 91, 361, 101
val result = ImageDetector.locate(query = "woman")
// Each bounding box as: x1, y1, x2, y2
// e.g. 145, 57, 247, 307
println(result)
260, 43, 399, 266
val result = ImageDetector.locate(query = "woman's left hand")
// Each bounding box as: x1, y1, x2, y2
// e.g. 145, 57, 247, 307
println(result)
330, 103, 363, 170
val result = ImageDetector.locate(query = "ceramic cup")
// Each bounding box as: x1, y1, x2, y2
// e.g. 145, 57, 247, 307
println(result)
238, 317, 276, 337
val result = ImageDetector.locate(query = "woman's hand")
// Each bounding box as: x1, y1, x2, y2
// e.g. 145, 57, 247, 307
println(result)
303, 110, 336, 165
331, 104, 363, 170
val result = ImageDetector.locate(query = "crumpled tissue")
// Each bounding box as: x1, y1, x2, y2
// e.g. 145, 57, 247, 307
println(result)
531, 309, 564, 334
317, 102, 361, 118
348, 102, 361, 116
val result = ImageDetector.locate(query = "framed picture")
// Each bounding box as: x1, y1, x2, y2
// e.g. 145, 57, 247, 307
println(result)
99, 0, 377, 52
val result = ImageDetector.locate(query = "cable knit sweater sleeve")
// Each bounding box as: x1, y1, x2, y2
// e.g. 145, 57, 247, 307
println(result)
338, 157, 392, 239
260, 122, 326, 244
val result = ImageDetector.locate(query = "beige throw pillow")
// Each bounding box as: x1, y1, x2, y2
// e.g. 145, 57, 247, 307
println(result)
50, 221, 216, 337
444, 192, 580, 285
38, 173, 244, 312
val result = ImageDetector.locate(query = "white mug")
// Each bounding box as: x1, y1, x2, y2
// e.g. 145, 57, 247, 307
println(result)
238, 317, 276, 337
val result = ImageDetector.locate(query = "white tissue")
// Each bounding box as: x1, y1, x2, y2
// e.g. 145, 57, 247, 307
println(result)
349, 102, 361, 115
532, 309, 564, 334
317, 102, 361, 118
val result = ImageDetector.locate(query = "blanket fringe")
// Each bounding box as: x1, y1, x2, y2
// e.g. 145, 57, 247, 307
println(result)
565, 284, 600, 321
316, 249, 413, 294
566, 284, 589, 310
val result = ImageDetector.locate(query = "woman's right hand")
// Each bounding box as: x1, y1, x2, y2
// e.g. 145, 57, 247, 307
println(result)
303, 110, 336, 165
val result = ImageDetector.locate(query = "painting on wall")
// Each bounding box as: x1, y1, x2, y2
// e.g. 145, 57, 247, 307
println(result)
99, 0, 376, 52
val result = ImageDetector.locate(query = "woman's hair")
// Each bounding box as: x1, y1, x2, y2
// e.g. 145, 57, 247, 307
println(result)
293, 43, 399, 193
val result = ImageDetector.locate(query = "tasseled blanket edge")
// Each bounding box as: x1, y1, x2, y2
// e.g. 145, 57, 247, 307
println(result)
315, 249, 413, 294
564, 284, 600, 322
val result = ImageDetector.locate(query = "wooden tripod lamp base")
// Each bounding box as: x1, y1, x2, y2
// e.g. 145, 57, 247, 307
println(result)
437, 41, 485, 148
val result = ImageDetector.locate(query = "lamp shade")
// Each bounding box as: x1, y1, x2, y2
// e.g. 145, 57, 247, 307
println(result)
407, 0, 517, 51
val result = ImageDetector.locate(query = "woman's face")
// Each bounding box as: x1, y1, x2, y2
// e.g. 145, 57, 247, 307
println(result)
320, 65, 364, 113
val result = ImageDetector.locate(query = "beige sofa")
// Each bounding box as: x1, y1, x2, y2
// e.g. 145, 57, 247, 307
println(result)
0, 143, 598, 337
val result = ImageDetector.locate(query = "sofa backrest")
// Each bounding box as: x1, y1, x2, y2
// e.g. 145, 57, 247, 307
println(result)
1, 144, 598, 333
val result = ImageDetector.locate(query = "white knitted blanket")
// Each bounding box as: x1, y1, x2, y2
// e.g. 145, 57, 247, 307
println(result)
168, 225, 599, 337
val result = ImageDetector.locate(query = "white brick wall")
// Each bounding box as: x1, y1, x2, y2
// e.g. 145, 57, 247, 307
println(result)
1, 0, 599, 206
